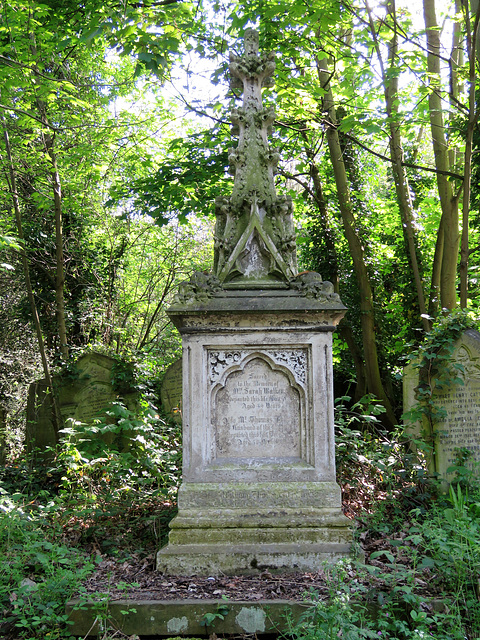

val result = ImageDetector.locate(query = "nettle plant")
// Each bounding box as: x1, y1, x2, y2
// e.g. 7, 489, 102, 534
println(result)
59, 399, 181, 499
0, 491, 96, 639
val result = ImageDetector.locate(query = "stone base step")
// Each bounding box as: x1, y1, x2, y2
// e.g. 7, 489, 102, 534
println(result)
157, 542, 353, 575
168, 525, 352, 545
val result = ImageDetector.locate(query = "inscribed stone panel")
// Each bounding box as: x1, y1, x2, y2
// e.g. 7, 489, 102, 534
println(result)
434, 334, 480, 477
26, 353, 137, 457
213, 356, 301, 459
403, 330, 480, 481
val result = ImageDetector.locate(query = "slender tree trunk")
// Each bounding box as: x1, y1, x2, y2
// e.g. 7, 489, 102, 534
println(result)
316, 54, 396, 427
423, 0, 461, 310
136, 269, 175, 350
46, 135, 69, 359
303, 136, 367, 400
1, 110, 61, 443
29, 28, 68, 359
460, 4, 480, 307
449, 0, 464, 170
429, 215, 444, 316
366, 0, 430, 332
303, 136, 339, 291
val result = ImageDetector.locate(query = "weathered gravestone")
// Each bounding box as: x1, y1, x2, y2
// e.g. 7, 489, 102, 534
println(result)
157, 29, 352, 576
26, 352, 138, 456
160, 359, 182, 423
403, 329, 480, 483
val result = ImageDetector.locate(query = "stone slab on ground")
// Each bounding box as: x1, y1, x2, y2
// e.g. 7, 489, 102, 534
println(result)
66, 598, 308, 636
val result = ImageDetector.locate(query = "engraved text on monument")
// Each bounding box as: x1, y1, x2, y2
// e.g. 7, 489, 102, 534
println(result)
213, 358, 301, 459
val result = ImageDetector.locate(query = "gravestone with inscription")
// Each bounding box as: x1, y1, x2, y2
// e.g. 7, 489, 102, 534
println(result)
26, 352, 137, 456
160, 359, 183, 423
403, 329, 480, 483
156, 30, 352, 575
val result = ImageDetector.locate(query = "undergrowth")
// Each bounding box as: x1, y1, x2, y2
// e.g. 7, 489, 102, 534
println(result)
2, 313, 480, 638
0, 387, 180, 638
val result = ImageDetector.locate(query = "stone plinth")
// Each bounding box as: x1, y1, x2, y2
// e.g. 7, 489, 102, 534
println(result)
157, 289, 352, 575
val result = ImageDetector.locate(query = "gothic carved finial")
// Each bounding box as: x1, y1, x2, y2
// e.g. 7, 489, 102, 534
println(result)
213, 29, 297, 289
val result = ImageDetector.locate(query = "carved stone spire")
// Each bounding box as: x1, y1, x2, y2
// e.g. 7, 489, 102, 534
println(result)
213, 29, 297, 289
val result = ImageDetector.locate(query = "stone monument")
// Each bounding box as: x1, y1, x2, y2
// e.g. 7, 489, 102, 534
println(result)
403, 329, 480, 483
157, 29, 352, 575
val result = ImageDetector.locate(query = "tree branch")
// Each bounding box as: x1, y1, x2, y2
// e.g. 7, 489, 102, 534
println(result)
0, 104, 58, 130
123, 0, 182, 6
343, 130, 463, 180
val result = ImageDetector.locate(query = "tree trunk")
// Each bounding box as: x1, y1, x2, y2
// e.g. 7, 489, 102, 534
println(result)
367, 0, 430, 332
429, 215, 444, 316
460, 3, 480, 307
29, 30, 69, 359
449, 0, 464, 170
423, 0, 460, 310
303, 135, 367, 400
1, 109, 61, 443
316, 54, 396, 427
46, 136, 69, 360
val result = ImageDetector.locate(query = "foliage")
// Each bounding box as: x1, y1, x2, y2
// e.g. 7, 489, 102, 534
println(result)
53, 355, 182, 551
200, 600, 230, 628
106, 128, 232, 225
0, 491, 95, 639
2, 382, 480, 638
0, 0, 214, 366
285, 556, 467, 640
1, 0, 478, 421
59, 399, 181, 501
285, 446, 480, 640
1, 1, 480, 637
335, 395, 434, 523
0, 371, 181, 636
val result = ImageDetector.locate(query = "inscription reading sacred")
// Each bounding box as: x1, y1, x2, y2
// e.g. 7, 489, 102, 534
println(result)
214, 357, 301, 458
436, 381, 480, 468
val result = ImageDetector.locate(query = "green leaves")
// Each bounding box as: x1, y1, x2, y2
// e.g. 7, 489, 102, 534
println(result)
0, 492, 96, 639
107, 126, 232, 225
370, 549, 396, 564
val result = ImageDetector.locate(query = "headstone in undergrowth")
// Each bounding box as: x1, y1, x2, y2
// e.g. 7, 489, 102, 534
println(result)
403, 329, 480, 483
160, 359, 182, 423
26, 352, 138, 458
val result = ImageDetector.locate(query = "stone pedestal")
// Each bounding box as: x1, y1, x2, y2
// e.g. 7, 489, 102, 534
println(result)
157, 290, 352, 575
